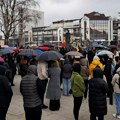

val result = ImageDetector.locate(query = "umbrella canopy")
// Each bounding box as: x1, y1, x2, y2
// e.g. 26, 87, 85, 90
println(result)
66, 51, 83, 57
0, 49, 14, 55
34, 49, 43, 55
4, 47, 19, 52
97, 50, 113, 56
18, 49, 37, 56
36, 50, 63, 61
40, 46, 51, 51
109, 45, 117, 49
61, 42, 66, 47
0, 57, 4, 62
1, 45, 9, 48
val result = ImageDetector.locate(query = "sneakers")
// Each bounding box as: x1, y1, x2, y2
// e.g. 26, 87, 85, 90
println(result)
113, 113, 120, 119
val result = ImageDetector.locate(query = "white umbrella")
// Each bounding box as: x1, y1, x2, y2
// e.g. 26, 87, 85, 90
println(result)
66, 51, 83, 57
97, 50, 113, 56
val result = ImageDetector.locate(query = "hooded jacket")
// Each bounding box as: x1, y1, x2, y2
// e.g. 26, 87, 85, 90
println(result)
89, 68, 109, 116
71, 72, 85, 97
80, 58, 89, 80
89, 59, 104, 78
20, 65, 41, 108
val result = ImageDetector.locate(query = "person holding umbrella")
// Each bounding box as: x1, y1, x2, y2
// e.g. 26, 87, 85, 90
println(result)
46, 60, 61, 111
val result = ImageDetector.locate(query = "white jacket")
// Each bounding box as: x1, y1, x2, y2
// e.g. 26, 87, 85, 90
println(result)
37, 62, 48, 80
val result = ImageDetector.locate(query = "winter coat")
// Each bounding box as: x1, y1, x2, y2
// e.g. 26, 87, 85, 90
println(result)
62, 59, 72, 79
20, 65, 42, 108
80, 58, 89, 80
71, 72, 85, 97
0, 66, 13, 107
104, 59, 114, 92
46, 66, 61, 100
89, 68, 109, 116
112, 67, 120, 93
89, 60, 104, 78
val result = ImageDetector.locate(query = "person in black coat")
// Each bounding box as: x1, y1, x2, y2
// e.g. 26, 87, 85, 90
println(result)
0, 65, 13, 120
104, 58, 114, 105
89, 68, 109, 120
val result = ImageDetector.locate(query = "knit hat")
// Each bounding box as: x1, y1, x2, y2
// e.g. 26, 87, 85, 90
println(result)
93, 56, 100, 60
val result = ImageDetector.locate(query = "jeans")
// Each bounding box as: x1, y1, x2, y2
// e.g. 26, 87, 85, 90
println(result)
63, 78, 71, 96
115, 93, 120, 115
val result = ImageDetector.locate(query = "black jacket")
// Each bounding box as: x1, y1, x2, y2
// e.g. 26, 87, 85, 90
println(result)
89, 68, 109, 116
0, 75, 13, 107
62, 59, 72, 79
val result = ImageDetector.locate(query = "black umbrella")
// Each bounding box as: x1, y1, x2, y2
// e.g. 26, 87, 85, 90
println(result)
36, 50, 63, 61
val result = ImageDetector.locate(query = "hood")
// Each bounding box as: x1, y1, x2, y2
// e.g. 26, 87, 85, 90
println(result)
80, 58, 87, 66
27, 65, 37, 76
71, 71, 79, 77
64, 58, 70, 64
93, 67, 103, 78
91, 60, 101, 66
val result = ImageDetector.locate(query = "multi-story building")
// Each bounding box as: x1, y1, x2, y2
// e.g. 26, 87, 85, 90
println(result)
113, 19, 120, 46
31, 19, 81, 46
81, 12, 113, 46
21, 11, 115, 47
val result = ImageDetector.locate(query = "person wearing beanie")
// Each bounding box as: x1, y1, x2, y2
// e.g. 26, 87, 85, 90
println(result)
89, 55, 104, 79
71, 64, 85, 120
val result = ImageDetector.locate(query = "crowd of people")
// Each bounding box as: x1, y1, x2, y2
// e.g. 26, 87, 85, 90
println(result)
0, 46, 120, 120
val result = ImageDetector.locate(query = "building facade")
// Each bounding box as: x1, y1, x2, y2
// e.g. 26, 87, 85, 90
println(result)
30, 19, 81, 47
81, 12, 113, 46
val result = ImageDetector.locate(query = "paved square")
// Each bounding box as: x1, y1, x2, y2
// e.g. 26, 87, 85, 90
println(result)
7, 75, 116, 120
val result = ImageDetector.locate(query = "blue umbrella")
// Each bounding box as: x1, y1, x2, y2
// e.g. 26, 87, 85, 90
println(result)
0, 49, 14, 55
34, 49, 43, 55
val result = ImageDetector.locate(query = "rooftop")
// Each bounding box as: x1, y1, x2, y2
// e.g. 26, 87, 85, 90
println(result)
84, 11, 109, 20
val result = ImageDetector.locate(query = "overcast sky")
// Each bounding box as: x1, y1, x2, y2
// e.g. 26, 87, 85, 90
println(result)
39, 0, 120, 26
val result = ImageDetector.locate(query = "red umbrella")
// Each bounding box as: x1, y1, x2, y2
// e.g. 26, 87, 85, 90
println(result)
61, 42, 66, 47
40, 46, 51, 51
13, 47, 19, 52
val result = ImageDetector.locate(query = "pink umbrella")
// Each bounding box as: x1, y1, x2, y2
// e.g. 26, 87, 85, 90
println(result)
0, 57, 4, 62
1, 45, 9, 48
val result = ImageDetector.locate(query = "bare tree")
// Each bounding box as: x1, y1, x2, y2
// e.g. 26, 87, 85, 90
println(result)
0, 0, 40, 45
